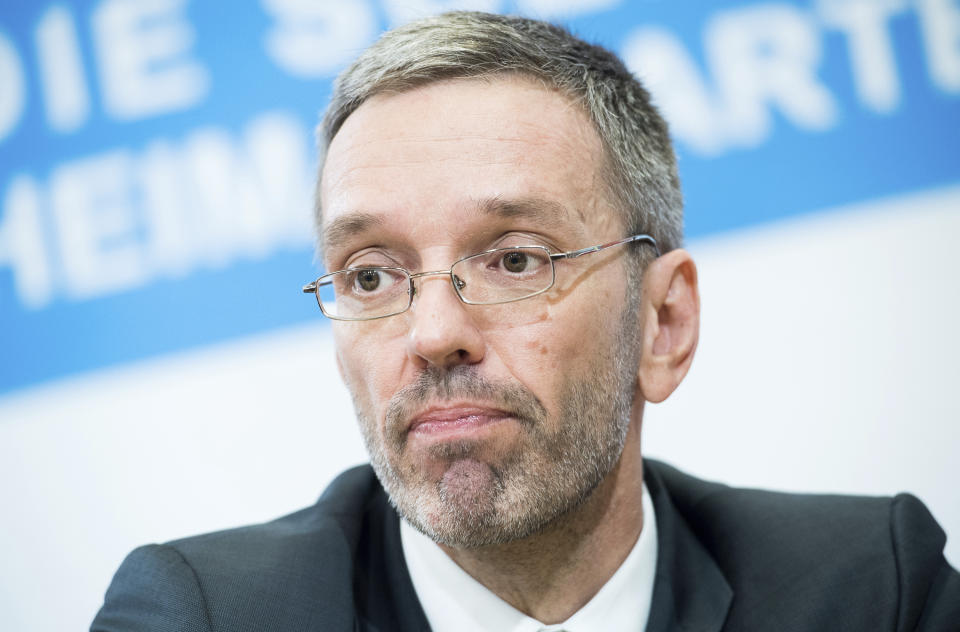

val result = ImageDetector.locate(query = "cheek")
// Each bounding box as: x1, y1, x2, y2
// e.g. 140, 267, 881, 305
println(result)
485, 306, 595, 403
479, 308, 561, 376
333, 326, 407, 418
502, 285, 625, 379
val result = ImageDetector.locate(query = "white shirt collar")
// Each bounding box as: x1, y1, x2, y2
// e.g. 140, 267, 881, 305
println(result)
401, 483, 658, 632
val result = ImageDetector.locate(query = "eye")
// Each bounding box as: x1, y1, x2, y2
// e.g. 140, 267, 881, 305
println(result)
346, 267, 404, 295
492, 248, 549, 275
335, 267, 407, 305
502, 250, 529, 273
356, 269, 381, 292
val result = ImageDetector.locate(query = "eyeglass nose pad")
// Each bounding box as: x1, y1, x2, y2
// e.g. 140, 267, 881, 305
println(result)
453, 274, 466, 291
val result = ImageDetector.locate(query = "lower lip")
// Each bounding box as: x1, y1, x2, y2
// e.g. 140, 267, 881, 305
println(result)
409, 414, 511, 440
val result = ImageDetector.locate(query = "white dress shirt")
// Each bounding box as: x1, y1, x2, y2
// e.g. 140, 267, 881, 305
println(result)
400, 483, 658, 632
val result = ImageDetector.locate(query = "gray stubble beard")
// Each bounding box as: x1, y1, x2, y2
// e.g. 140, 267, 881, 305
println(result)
353, 309, 640, 549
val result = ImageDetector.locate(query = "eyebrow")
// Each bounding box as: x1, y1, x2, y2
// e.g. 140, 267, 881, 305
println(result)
321, 211, 384, 254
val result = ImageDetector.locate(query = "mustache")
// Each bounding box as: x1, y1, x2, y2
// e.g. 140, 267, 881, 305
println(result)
384, 367, 547, 440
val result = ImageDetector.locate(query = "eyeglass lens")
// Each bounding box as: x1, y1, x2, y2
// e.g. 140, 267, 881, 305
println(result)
318, 268, 410, 320
453, 247, 554, 304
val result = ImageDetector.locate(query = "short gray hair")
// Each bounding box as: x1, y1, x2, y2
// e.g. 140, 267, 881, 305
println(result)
317, 10, 683, 259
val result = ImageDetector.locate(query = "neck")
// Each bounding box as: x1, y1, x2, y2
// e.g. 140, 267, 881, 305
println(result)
438, 420, 646, 624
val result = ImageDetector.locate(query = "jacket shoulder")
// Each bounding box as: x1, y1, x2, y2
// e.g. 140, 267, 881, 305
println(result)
645, 460, 960, 631
91, 543, 212, 632
93, 465, 381, 632
167, 463, 379, 568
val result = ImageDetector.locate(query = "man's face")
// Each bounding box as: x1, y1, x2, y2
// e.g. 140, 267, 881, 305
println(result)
320, 77, 642, 548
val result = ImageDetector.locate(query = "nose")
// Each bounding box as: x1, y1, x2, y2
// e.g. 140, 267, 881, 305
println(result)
405, 272, 485, 370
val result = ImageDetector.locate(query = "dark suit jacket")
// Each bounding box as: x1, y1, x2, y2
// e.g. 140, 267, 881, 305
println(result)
92, 460, 960, 631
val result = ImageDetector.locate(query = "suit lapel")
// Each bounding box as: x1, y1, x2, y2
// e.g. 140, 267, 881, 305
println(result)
644, 462, 733, 632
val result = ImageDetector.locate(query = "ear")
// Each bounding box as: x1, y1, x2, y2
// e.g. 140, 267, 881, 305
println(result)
637, 249, 700, 403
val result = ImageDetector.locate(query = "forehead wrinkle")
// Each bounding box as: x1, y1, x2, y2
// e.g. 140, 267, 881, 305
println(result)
331, 136, 546, 175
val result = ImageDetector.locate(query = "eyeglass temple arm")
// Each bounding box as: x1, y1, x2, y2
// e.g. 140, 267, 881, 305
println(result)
549, 234, 661, 260
303, 278, 333, 293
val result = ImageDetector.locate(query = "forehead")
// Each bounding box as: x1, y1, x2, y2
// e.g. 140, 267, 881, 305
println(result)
319, 76, 617, 253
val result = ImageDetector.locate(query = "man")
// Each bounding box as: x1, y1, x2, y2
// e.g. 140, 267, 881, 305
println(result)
92, 11, 959, 632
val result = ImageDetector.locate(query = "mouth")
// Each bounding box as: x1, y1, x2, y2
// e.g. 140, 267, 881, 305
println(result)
407, 404, 514, 440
